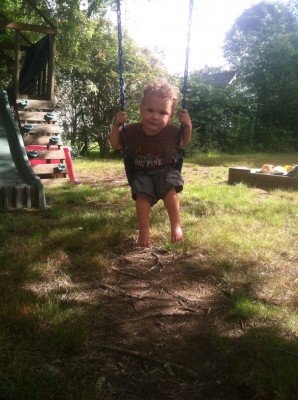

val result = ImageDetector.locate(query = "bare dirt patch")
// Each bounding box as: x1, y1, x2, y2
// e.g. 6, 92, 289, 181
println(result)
49, 170, 258, 399
66, 237, 250, 400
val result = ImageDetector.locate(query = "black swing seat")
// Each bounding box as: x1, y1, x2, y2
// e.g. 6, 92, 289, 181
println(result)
121, 124, 134, 186
123, 151, 134, 186
174, 149, 184, 172
174, 124, 185, 172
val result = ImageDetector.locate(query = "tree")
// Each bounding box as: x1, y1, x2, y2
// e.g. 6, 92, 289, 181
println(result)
0, 0, 166, 157
184, 68, 256, 153
55, 12, 166, 157
224, 1, 298, 150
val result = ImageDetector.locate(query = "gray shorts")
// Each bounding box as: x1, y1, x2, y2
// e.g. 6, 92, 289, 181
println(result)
131, 166, 184, 206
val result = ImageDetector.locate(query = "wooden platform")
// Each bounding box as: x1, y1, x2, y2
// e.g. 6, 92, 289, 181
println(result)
228, 167, 298, 191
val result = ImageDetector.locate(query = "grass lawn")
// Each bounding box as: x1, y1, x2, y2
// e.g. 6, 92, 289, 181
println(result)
0, 152, 297, 399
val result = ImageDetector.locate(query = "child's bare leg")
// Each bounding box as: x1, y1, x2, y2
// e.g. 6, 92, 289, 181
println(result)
136, 195, 151, 247
163, 189, 183, 243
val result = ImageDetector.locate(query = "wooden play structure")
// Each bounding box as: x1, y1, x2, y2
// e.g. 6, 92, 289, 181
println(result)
0, 1, 77, 209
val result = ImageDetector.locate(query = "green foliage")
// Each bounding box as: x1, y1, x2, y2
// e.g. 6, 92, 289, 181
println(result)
0, 0, 133, 157
2, 1, 298, 154
179, 1, 298, 153
223, 1, 298, 149
58, 19, 166, 157
186, 70, 256, 153
54, 9, 166, 157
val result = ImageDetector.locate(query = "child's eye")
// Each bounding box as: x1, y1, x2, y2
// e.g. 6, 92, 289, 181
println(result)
147, 108, 153, 113
160, 111, 168, 115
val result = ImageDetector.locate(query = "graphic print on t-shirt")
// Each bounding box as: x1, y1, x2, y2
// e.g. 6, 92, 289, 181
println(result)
134, 142, 162, 168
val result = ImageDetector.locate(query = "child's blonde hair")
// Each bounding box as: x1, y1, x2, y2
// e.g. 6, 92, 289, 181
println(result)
142, 78, 180, 113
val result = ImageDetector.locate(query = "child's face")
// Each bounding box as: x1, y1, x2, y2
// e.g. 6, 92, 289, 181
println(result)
140, 94, 174, 135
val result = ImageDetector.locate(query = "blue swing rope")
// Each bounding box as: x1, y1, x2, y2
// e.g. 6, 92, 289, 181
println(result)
116, 0, 125, 112
176, 0, 193, 171
116, 0, 193, 176
182, 0, 193, 110
117, 0, 134, 184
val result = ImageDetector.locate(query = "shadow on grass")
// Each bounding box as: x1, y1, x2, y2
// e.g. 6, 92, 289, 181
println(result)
0, 180, 297, 400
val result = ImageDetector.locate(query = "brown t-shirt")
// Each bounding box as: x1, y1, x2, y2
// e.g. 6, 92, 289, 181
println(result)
120, 123, 179, 172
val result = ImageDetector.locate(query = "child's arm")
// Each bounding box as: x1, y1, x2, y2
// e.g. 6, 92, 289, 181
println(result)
178, 109, 192, 147
109, 111, 128, 150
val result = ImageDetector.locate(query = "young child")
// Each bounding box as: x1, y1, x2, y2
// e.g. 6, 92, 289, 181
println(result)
110, 78, 192, 248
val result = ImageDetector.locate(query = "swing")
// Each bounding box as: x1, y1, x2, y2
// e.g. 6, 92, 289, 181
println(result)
116, 0, 193, 185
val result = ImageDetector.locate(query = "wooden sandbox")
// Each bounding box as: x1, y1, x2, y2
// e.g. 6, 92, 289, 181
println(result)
228, 167, 298, 191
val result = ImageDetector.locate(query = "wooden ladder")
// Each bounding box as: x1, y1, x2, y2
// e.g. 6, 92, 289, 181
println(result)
15, 98, 72, 184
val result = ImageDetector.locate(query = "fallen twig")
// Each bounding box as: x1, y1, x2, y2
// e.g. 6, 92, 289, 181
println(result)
106, 311, 195, 325
141, 277, 169, 294
282, 350, 298, 357
97, 282, 178, 303
111, 267, 145, 280
178, 306, 204, 314
97, 344, 200, 378
161, 287, 208, 310
98, 283, 135, 298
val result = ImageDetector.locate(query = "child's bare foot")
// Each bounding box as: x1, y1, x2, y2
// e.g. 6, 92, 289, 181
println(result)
138, 229, 151, 248
171, 225, 183, 243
